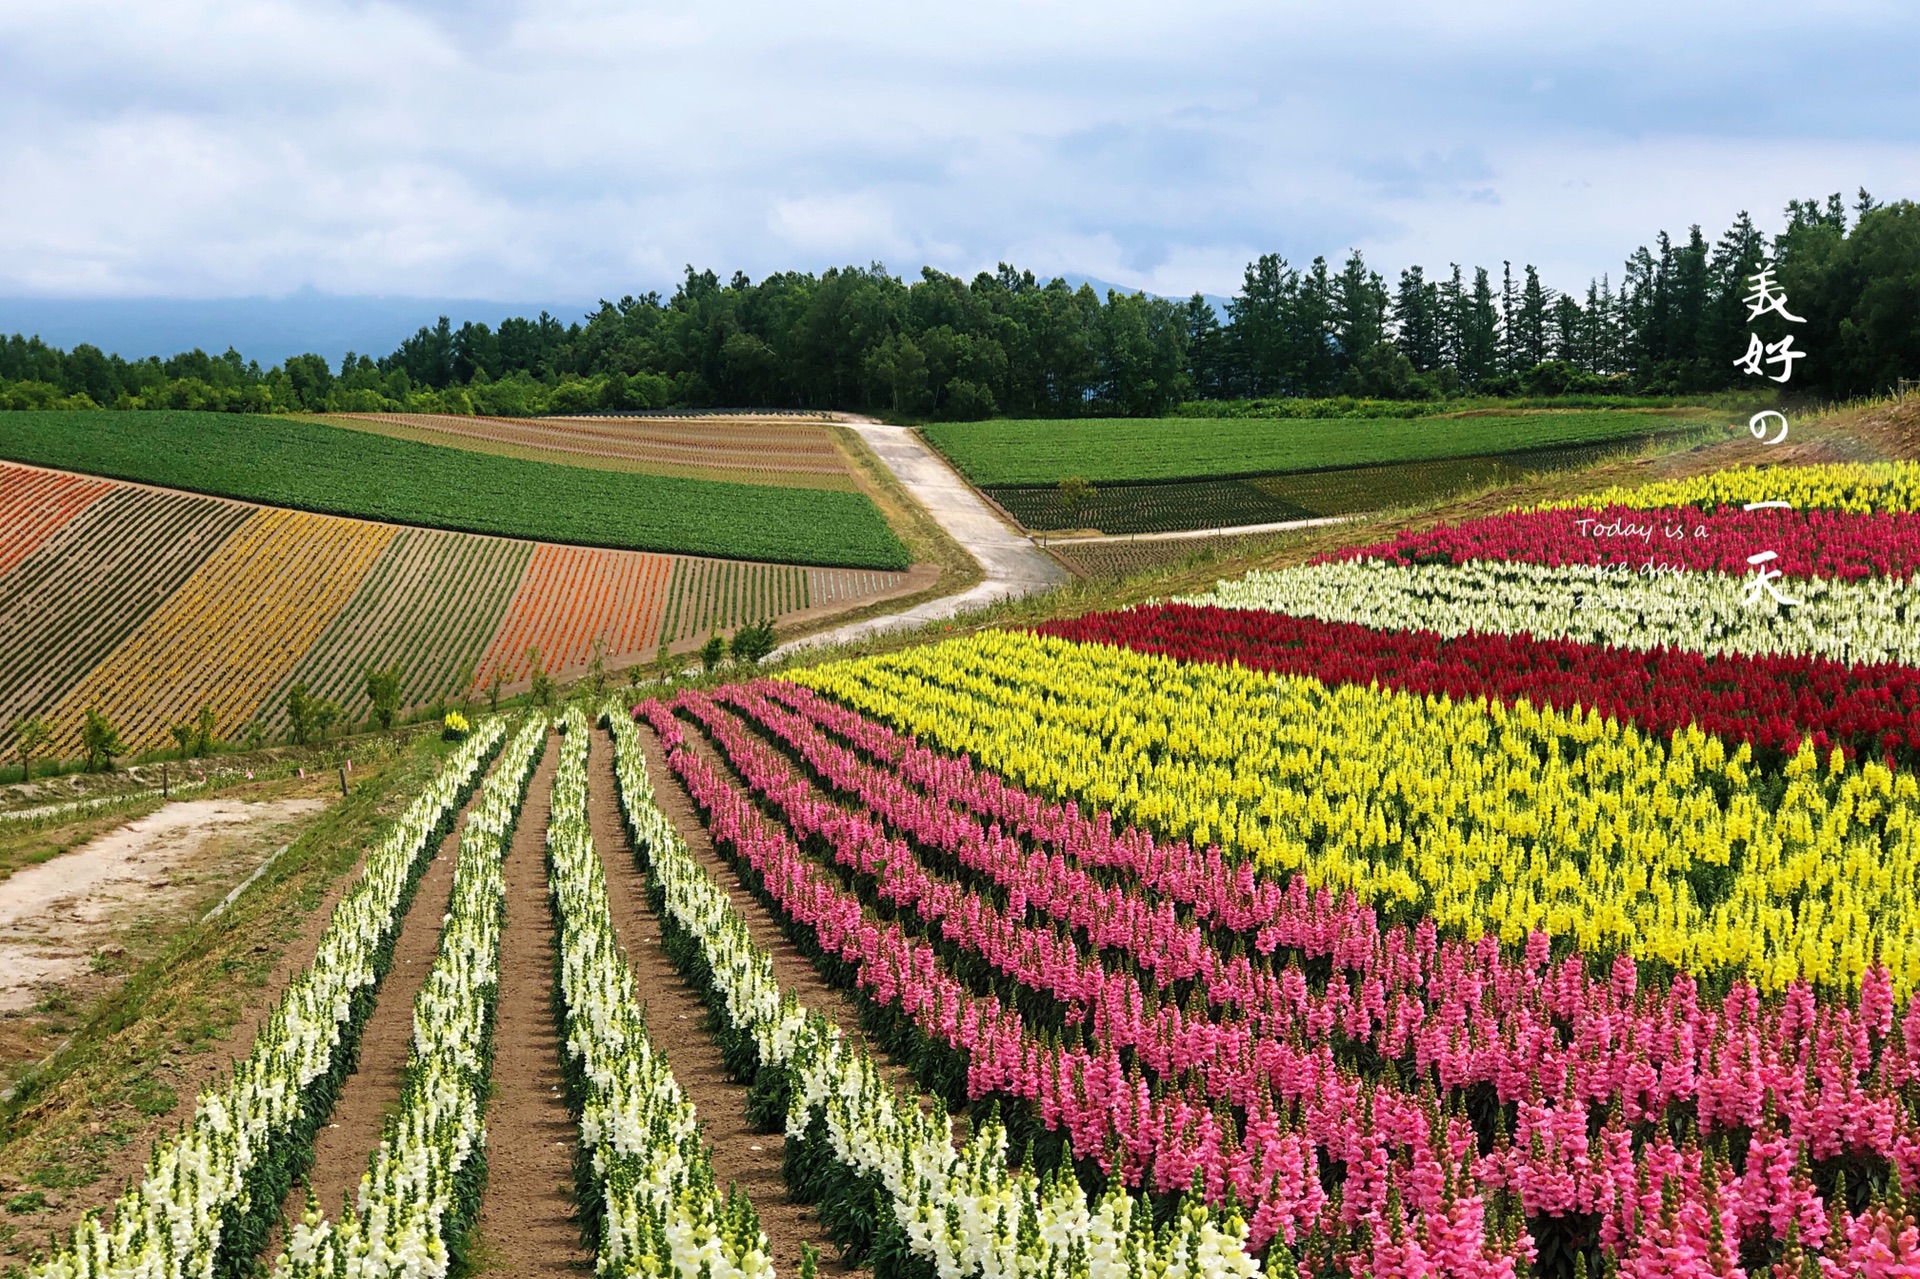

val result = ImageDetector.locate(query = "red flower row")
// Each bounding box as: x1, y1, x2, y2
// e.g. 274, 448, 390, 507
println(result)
1318, 504, 1920, 580
1036, 603, 1920, 768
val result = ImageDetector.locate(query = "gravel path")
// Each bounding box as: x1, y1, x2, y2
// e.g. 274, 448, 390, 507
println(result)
774, 422, 1069, 657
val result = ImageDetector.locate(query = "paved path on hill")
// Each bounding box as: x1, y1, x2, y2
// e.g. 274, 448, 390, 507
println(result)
774, 422, 1070, 657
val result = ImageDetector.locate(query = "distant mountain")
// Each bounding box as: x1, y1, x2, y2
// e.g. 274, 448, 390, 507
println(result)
0, 290, 596, 366
1056, 274, 1231, 321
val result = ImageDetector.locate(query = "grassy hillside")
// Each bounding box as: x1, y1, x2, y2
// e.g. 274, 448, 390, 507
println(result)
922, 408, 1722, 486
0, 411, 909, 568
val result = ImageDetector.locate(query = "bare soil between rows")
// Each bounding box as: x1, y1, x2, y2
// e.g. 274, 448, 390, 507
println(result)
471, 735, 590, 1278
271, 780, 472, 1245
585, 723, 856, 1276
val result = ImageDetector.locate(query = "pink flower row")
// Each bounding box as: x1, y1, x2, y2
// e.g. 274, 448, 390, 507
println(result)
1316, 503, 1920, 581
728, 683, 1919, 1167
637, 695, 1920, 1274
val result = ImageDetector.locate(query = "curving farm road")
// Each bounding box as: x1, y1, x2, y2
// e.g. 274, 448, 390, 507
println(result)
775, 421, 1069, 656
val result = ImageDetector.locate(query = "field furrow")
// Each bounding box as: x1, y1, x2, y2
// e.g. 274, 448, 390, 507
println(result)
0, 486, 250, 753
46, 508, 393, 756
0, 462, 117, 577
474, 544, 674, 688
264, 528, 533, 734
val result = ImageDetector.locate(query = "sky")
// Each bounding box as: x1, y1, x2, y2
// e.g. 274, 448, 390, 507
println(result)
1, 0, 1915, 325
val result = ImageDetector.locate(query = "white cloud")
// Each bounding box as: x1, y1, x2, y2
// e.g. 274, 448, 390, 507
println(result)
0, 0, 1913, 303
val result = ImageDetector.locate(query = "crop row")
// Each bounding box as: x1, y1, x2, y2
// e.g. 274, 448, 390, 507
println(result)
985, 437, 1680, 535
0, 462, 114, 577
547, 708, 772, 1279
267, 527, 532, 735
1038, 603, 1920, 770
32, 720, 506, 1279
476, 544, 674, 688
648, 685, 1920, 1278
47, 507, 392, 756
659, 557, 810, 647
796, 628, 1920, 993
0, 486, 250, 754
1183, 557, 1920, 668
604, 700, 1266, 1279
336, 411, 856, 484
274, 716, 545, 1278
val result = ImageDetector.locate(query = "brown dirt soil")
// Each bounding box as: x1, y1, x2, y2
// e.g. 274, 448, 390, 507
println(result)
584, 726, 856, 1276
470, 736, 591, 1278
271, 797, 469, 1242
0, 789, 333, 1094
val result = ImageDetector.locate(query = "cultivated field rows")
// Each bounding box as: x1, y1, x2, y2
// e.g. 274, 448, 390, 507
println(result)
0, 460, 924, 760
332, 412, 860, 489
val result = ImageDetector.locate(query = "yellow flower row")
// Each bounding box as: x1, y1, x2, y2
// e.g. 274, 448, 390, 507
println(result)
50, 508, 393, 756
1536, 460, 1920, 514
794, 629, 1920, 995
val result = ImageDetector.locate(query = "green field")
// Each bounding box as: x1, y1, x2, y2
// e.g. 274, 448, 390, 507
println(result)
0, 412, 909, 568
990, 434, 1716, 534
924, 409, 1722, 486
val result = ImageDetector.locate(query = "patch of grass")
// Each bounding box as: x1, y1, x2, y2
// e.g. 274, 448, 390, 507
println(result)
4, 1193, 44, 1215
924, 409, 1726, 486
0, 411, 909, 569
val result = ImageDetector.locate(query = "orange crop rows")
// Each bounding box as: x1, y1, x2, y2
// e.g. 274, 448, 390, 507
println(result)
0, 462, 116, 577
474, 544, 674, 688
47, 507, 393, 756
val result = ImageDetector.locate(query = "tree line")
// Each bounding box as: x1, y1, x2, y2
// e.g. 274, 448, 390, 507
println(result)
2, 190, 1914, 420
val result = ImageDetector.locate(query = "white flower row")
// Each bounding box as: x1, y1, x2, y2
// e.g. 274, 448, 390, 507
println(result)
602, 701, 1265, 1279
35, 719, 510, 1279
549, 707, 773, 1279
1183, 558, 1920, 667
271, 715, 548, 1279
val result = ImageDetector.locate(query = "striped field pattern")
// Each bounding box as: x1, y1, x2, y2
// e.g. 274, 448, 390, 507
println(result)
657, 557, 811, 647
0, 462, 116, 578
0, 486, 250, 753
473, 543, 676, 688
46, 507, 393, 756
263, 527, 534, 734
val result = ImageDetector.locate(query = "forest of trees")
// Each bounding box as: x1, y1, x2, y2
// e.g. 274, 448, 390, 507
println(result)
3, 191, 1915, 420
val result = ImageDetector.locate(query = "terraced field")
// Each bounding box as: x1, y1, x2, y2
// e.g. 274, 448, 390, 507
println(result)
263, 528, 534, 735
0, 485, 251, 753
0, 464, 116, 577
44, 508, 393, 756
329, 412, 859, 489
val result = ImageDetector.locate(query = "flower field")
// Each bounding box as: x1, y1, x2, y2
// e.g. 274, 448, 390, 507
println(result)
0, 481, 251, 755
0, 462, 113, 577
46, 507, 394, 756
34, 448, 1920, 1277
565, 458, 1920, 1277
0, 462, 924, 764
263, 528, 535, 737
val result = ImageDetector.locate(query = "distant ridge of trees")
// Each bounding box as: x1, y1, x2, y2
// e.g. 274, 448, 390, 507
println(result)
3, 190, 1915, 420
